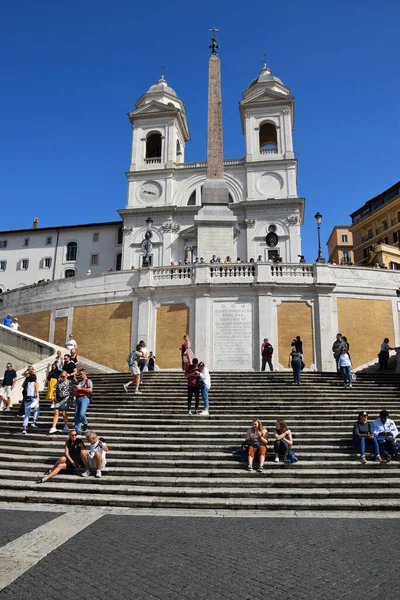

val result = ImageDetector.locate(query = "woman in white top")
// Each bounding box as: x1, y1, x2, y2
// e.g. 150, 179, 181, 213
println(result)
21, 367, 40, 434
10, 318, 19, 331
337, 347, 353, 388
378, 338, 392, 371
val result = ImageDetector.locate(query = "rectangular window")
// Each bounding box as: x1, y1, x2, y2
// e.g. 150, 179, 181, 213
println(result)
394, 231, 400, 243
93, 232, 99, 242
18, 259, 29, 270
90, 254, 99, 265
117, 227, 123, 245
382, 220, 388, 231
40, 257, 52, 269
23, 238, 29, 247
0, 241, 7, 248
342, 251, 350, 260
0, 261, 6, 271
45, 236, 52, 245
341, 234, 348, 243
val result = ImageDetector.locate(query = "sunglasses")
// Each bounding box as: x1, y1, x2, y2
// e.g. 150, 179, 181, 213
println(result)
70, 434, 77, 437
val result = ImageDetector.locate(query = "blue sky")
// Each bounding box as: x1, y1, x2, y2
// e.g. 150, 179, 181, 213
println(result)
1, 0, 399, 261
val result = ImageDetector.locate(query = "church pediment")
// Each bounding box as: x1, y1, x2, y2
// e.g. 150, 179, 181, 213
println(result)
129, 101, 178, 118
241, 88, 293, 106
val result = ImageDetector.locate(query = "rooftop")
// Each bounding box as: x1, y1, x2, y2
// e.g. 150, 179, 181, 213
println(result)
0, 220, 122, 236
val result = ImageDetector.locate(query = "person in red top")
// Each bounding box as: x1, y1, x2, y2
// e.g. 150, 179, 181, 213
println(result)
185, 358, 200, 415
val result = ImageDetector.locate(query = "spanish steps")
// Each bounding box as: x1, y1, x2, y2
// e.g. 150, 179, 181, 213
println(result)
0, 370, 400, 512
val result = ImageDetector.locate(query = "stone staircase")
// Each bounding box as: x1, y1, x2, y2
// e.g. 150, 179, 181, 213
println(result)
1, 371, 400, 511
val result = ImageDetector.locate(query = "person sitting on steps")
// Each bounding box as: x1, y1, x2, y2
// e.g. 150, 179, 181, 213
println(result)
245, 419, 268, 473
274, 419, 293, 463
353, 411, 382, 464
81, 430, 108, 478
372, 410, 399, 463
36, 429, 86, 483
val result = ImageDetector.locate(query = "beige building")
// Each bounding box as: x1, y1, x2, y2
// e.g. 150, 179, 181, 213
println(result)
326, 226, 354, 265
350, 181, 400, 268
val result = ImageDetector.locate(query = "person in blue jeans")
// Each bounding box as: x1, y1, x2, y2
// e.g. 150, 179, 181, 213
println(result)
288, 349, 303, 385
338, 347, 353, 388
353, 411, 382, 464
74, 369, 93, 434
21, 367, 40, 435
197, 362, 211, 416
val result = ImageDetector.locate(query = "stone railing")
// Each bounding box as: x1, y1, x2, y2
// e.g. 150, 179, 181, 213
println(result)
152, 266, 193, 281
144, 157, 161, 165
260, 148, 278, 155
209, 264, 256, 279
175, 158, 245, 170
270, 264, 314, 278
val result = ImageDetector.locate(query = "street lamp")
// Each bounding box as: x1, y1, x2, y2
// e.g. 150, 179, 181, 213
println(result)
141, 217, 154, 267
314, 212, 325, 263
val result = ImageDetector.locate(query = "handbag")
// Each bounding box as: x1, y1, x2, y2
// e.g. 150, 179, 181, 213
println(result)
351, 371, 357, 381
284, 449, 299, 464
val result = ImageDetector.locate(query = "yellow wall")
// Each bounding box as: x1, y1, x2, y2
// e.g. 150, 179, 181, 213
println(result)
16, 310, 51, 341
156, 303, 189, 369
337, 298, 394, 367
73, 302, 132, 371
54, 317, 68, 348
277, 302, 314, 367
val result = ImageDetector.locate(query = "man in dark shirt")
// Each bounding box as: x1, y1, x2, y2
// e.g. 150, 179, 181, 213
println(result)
353, 411, 382, 464
1, 362, 17, 410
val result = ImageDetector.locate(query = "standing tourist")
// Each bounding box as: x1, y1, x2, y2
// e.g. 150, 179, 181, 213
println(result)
289, 347, 303, 385
54, 350, 63, 372
261, 338, 274, 372
21, 367, 40, 435
138, 341, 149, 381
197, 361, 211, 416
372, 410, 399, 462
2, 314, 12, 327
0, 362, 17, 411
332, 333, 344, 372
148, 352, 156, 371
338, 347, 353, 388
291, 336, 303, 353
186, 358, 200, 415
181, 334, 195, 371
353, 411, 382, 464
10, 318, 19, 331
46, 362, 60, 408
69, 349, 80, 367
63, 354, 77, 408
378, 338, 392, 371
73, 369, 93, 434
65, 334, 77, 353
274, 419, 293, 463
49, 371, 71, 433
245, 419, 268, 472
123, 344, 143, 394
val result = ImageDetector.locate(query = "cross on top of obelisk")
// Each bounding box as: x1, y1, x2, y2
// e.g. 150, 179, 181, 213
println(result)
262, 53, 267, 69
209, 26, 219, 55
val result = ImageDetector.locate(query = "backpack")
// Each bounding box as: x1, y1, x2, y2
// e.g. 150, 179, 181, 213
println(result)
284, 449, 299, 464
265, 343, 273, 355
127, 351, 134, 367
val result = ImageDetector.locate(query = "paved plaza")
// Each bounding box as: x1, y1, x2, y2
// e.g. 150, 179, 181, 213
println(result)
0, 506, 400, 599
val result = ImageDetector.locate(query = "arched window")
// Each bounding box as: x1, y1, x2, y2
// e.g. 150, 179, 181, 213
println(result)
145, 132, 162, 159
116, 253, 122, 271
117, 226, 123, 245
259, 122, 278, 154
66, 241, 78, 261
187, 191, 196, 206
65, 269, 76, 278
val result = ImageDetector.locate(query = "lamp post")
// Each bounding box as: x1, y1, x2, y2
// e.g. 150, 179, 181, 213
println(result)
314, 212, 325, 263
141, 217, 154, 267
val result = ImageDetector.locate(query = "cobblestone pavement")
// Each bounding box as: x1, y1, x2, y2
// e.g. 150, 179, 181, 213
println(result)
0, 510, 59, 549
2, 515, 400, 599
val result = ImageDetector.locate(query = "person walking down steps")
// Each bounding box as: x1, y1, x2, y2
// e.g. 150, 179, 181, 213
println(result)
123, 345, 143, 394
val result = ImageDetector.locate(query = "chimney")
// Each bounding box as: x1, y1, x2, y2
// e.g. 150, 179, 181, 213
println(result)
33, 217, 39, 229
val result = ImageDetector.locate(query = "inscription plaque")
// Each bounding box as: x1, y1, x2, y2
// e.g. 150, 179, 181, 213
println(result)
213, 302, 253, 369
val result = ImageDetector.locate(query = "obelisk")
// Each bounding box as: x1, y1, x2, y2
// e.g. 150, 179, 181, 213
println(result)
195, 29, 237, 259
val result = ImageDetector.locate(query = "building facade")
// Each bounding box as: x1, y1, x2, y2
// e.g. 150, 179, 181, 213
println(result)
326, 226, 354, 264
0, 221, 123, 292
350, 181, 400, 267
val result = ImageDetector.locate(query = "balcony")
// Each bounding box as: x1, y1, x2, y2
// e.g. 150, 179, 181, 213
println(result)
392, 216, 400, 226
175, 158, 245, 170
260, 148, 278, 155
144, 157, 161, 165
376, 223, 389, 235
361, 232, 373, 243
